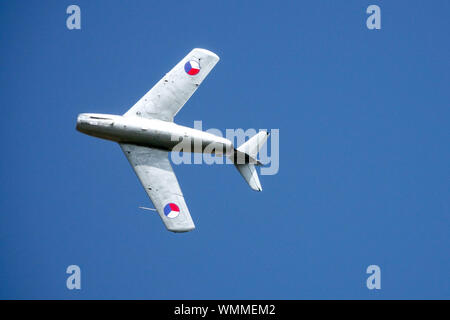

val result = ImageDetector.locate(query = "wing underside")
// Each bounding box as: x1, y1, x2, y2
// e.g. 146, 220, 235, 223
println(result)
119, 143, 195, 233
124, 48, 220, 121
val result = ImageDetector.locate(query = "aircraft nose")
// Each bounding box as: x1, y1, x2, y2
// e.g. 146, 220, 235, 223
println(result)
76, 114, 88, 130
77, 113, 89, 123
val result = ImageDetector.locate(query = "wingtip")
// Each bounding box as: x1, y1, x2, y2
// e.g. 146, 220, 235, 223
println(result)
169, 226, 196, 233
193, 48, 220, 61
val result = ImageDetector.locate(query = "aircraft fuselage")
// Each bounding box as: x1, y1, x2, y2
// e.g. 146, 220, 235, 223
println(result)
76, 113, 233, 154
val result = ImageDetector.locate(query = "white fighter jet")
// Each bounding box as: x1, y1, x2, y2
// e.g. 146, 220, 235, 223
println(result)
76, 48, 269, 233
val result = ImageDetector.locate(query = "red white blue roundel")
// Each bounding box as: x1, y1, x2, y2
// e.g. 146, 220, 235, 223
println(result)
184, 60, 200, 75
163, 202, 180, 219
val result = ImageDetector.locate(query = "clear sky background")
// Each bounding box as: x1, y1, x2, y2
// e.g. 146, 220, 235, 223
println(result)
0, 0, 448, 299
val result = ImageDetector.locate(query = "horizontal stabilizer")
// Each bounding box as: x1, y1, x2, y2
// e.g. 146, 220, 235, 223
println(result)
237, 131, 270, 159
234, 163, 262, 191
231, 131, 269, 191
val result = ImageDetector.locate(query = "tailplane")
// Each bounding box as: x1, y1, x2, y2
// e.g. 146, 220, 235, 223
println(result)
231, 131, 269, 191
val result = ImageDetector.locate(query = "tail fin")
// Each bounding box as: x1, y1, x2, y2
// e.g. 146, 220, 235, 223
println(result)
231, 131, 270, 192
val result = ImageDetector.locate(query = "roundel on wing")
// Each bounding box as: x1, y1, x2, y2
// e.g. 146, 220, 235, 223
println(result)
184, 60, 200, 75
163, 202, 180, 219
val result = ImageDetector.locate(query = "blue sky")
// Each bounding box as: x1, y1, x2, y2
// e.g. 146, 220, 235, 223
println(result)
0, 0, 449, 299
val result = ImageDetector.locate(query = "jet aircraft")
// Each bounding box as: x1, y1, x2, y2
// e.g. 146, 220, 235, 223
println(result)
76, 49, 269, 232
